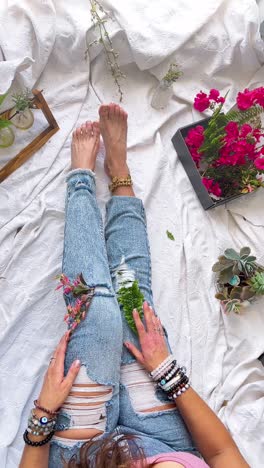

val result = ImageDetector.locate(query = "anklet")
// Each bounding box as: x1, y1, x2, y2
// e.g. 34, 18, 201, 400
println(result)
109, 175, 132, 193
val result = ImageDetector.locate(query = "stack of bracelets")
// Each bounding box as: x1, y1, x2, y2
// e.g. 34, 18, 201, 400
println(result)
150, 354, 191, 400
23, 400, 58, 447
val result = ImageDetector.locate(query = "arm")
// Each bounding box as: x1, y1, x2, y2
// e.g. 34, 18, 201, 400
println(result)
19, 332, 81, 468
125, 303, 249, 468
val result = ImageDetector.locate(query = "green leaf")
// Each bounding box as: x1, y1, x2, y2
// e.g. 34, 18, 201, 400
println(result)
224, 248, 240, 260
166, 230, 175, 241
0, 119, 11, 128
219, 266, 234, 284
215, 292, 227, 301
240, 247, 251, 257
0, 92, 8, 107
230, 286, 242, 299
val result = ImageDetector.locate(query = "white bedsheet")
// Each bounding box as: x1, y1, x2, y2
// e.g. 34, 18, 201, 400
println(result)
0, 1, 264, 466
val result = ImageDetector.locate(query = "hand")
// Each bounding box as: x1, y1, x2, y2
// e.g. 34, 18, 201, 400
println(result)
37, 331, 81, 412
124, 301, 170, 372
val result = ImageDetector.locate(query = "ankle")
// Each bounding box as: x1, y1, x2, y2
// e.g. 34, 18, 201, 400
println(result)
108, 163, 130, 179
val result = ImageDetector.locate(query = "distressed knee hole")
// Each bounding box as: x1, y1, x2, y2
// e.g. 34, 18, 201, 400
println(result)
121, 362, 175, 414
54, 366, 112, 444
113, 256, 136, 291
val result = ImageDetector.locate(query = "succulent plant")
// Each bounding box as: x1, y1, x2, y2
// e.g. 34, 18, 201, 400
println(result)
248, 271, 264, 295
213, 246, 264, 314
212, 247, 257, 284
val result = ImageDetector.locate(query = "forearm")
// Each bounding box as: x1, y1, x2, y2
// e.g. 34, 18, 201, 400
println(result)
175, 388, 249, 467
19, 439, 50, 468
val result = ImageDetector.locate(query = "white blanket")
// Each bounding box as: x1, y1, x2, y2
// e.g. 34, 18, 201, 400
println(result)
0, 1, 264, 466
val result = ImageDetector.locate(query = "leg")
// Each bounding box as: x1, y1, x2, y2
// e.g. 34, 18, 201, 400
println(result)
100, 105, 196, 454
49, 122, 123, 466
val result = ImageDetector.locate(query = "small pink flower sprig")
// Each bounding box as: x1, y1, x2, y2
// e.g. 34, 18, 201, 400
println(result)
56, 274, 95, 332
185, 87, 264, 199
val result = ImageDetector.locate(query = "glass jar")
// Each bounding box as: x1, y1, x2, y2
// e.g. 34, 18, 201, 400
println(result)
151, 80, 174, 110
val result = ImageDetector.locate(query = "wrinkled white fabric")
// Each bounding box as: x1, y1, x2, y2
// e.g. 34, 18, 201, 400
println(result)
0, 1, 264, 467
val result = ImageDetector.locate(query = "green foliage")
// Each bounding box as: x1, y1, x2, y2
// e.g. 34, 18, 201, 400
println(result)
86, 0, 125, 102
12, 88, 31, 112
0, 92, 12, 128
166, 230, 175, 241
226, 105, 264, 125
163, 63, 182, 84
248, 272, 264, 295
0, 119, 11, 128
117, 280, 144, 334
212, 246, 257, 283
0, 92, 8, 107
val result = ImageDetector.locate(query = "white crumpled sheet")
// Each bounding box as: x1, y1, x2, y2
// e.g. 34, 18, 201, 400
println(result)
0, 0, 264, 466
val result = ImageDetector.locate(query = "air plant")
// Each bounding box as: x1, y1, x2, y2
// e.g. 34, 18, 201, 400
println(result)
8, 88, 34, 129
212, 247, 264, 314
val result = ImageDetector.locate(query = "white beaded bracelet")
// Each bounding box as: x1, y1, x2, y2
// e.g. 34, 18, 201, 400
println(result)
150, 355, 175, 380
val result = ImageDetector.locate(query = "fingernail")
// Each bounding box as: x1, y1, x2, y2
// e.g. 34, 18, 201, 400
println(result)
74, 359, 81, 367
124, 342, 129, 347
133, 308, 138, 314
143, 301, 148, 307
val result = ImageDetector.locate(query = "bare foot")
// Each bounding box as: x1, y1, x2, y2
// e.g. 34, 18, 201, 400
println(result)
99, 103, 129, 178
71, 121, 100, 171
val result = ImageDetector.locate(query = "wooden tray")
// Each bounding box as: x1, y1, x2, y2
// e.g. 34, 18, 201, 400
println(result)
0, 89, 59, 183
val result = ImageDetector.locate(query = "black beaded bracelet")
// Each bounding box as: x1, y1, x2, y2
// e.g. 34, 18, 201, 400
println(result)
23, 429, 54, 447
167, 376, 189, 397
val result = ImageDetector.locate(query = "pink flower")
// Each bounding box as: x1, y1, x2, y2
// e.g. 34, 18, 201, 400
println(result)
63, 286, 72, 295
194, 91, 210, 112
254, 157, 264, 171
225, 122, 239, 139
240, 124, 252, 138
202, 178, 222, 197
55, 284, 63, 291
236, 88, 254, 110
252, 86, 264, 107
209, 89, 225, 104
185, 125, 205, 148
71, 322, 78, 330
209, 89, 220, 101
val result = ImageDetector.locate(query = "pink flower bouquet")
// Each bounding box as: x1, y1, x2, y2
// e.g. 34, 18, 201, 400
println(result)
184, 87, 264, 202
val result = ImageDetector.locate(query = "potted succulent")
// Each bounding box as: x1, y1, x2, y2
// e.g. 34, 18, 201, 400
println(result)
212, 247, 264, 313
172, 87, 264, 209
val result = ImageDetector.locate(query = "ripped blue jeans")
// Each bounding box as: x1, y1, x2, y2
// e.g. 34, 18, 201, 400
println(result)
49, 170, 196, 467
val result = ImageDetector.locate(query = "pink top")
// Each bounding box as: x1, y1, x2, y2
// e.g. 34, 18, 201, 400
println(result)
135, 452, 209, 467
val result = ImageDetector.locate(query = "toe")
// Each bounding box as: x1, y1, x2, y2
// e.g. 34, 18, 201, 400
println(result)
121, 108, 128, 120
109, 103, 116, 119
99, 104, 109, 120
81, 123, 87, 135
114, 104, 121, 118
92, 121, 100, 137
86, 121, 93, 136
76, 127, 82, 139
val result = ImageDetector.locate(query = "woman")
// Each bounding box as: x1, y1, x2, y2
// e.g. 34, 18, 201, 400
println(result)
19, 104, 249, 468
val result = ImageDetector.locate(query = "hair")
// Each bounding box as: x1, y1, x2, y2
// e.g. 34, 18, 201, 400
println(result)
65, 433, 155, 468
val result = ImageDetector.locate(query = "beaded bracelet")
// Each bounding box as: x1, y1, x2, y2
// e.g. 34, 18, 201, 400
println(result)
160, 372, 185, 391
157, 365, 181, 386
167, 376, 189, 395
23, 429, 54, 447
168, 382, 191, 400
155, 361, 177, 382
150, 355, 175, 380
34, 400, 59, 416
27, 410, 56, 437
